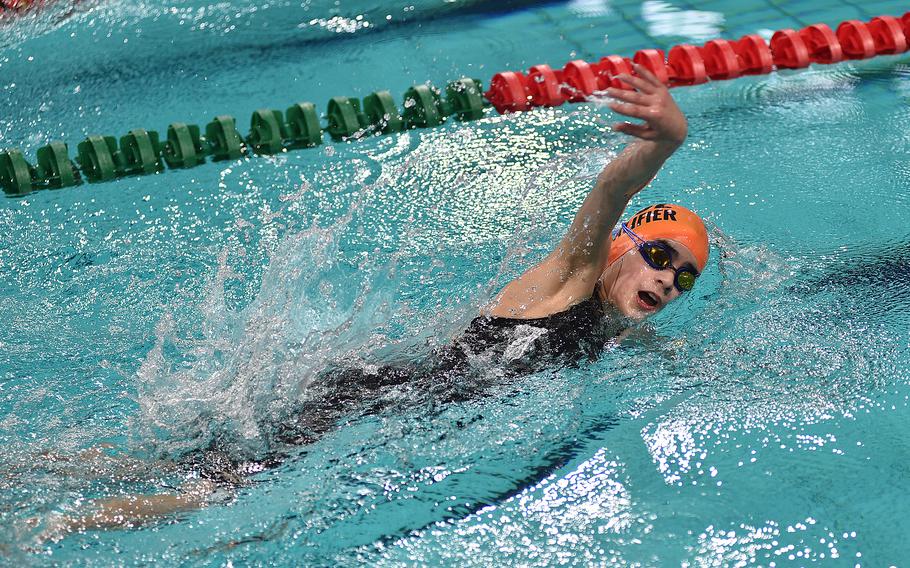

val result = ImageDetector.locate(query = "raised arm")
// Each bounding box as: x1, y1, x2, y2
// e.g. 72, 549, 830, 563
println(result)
490, 64, 688, 318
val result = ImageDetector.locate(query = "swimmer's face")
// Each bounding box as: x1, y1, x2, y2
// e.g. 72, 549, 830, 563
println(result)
600, 238, 699, 321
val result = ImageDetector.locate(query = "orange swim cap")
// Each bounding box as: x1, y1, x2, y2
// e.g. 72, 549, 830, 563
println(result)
607, 203, 709, 271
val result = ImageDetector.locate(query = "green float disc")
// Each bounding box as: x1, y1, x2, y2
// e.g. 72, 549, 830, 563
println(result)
403, 85, 445, 128
326, 97, 363, 140
36, 141, 79, 188
248, 109, 286, 155
77, 135, 119, 183
120, 129, 163, 175
286, 102, 323, 148
446, 78, 486, 121
206, 116, 245, 161
0, 148, 36, 195
163, 123, 205, 169
362, 91, 403, 134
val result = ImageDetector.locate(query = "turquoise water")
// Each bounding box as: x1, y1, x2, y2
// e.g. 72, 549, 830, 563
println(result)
2, 0, 910, 565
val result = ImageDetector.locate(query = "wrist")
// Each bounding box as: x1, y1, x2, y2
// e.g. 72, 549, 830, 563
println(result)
649, 138, 683, 158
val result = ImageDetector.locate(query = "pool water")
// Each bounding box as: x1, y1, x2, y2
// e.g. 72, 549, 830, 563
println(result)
2, 0, 910, 565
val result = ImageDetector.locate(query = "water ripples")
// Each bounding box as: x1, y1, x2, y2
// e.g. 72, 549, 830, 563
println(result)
2, 6, 910, 565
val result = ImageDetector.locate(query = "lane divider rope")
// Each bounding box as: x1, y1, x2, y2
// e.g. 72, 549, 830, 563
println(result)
2, 12, 908, 196
483, 14, 909, 111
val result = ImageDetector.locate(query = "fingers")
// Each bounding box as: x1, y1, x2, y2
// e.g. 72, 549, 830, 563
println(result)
614, 64, 668, 94
613, 72, 656, 95
607, 100, 651, 120
612, 122, 658, 140
605, 87, 650, 105
631, 63, 665, 89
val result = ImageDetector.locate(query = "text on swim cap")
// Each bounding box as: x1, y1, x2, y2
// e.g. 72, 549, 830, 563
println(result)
627, 204, 677, 230
610, 205, 680, 241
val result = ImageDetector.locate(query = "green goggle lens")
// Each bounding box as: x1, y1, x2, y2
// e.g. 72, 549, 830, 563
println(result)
676, 270, 696, 291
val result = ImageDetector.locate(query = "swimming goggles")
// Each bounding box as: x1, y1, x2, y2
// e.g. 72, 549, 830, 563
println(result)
619, 223, 699, 292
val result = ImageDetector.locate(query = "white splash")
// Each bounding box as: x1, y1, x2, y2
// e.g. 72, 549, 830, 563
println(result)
129, 181, 401, 460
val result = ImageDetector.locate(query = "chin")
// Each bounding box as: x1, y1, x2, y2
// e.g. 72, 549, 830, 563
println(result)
628, 309, 652, 322
618, 303, 650, 322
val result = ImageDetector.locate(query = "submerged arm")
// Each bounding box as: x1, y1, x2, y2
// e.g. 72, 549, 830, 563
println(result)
40, 479, 218, 540
491, 65, 688, 317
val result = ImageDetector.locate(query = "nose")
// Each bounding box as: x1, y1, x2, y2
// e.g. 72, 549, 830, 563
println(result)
654, 270, 674, 297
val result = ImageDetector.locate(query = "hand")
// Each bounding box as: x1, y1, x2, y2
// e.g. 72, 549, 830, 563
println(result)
607, 63, 688, 147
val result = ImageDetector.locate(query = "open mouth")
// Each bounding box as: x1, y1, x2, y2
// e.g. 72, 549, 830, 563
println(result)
637, 290, 660, 310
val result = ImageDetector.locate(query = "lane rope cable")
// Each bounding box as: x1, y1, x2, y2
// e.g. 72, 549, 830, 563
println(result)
2, 12, 908, 196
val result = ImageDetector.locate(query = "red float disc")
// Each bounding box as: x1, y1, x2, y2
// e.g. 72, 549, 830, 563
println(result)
837, 20, 876, 59
632, 49, 670, 84
484, 72, 530, 114
734, 34, 774, 75
868, 16, 908, 54
701, 39, 742, 80
667, 45, 707, 86
596, 55, 634, 90
527, 64, 567, 107
561, 60, 599, 102
799, 23, 843, 64
770, 29, 811, 69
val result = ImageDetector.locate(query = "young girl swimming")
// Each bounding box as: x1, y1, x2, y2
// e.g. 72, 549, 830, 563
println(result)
37, 63, 710, 537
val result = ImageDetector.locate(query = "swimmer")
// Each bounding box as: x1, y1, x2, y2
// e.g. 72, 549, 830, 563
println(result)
29, 64, 709, 539
489, 64, 706, 323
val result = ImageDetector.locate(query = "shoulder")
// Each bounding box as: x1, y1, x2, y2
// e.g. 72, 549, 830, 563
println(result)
486, 257, 601, 319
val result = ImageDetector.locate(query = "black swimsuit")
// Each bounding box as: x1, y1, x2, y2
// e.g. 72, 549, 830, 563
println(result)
456, 293, 608, 368
192, 293, 613, 484
275, 292, 612, 442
